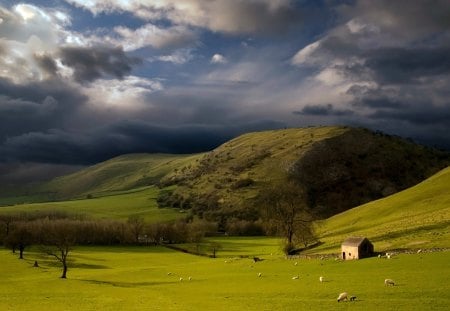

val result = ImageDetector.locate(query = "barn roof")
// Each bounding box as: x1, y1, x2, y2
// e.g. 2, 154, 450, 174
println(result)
341, 236, 371, 247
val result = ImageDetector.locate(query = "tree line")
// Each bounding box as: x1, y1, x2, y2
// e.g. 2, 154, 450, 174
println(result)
0, 211, 218, 278
0, 178, 319, 278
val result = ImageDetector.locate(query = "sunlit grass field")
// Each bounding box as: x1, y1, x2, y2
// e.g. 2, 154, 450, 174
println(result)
314, 167, 450, 253
1, 239, 449, 310
0, 186, 182, 222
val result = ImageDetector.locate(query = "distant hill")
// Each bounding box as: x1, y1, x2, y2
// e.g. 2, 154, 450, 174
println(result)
0, 153, 201, 205
1, 126, 448, 223
158, 126, 449, 220
314, 166, 450, 252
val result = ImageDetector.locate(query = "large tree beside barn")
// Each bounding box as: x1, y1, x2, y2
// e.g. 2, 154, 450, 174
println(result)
259, 180, 316, 254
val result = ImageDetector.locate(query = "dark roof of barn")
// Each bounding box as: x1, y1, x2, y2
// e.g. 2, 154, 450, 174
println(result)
342, 237, 371, 247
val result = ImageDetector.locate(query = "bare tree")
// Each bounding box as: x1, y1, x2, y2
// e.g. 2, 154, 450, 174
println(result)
127, 215, 145, 244
0, 214, 17, 242
38, 219, 77, 279
258, 180, 316, 254
209, 241, 222, 258
4, 222, 34, 259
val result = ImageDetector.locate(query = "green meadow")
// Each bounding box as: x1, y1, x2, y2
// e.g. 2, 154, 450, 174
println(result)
0, 186, 182, 222
315, 166, 450, 253
1, 240, 449, 310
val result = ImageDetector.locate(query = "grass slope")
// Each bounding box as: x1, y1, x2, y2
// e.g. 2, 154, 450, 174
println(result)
1, 243, 449, 310
161, 126, 350, 213
315, 166, 450, 253
0, 186, 182, 222
161, 126, 448, 218
0, 153, 201, 205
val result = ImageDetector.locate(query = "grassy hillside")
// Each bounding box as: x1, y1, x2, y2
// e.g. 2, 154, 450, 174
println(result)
0, 186, 183, 222
314, 166, 450, 253
1, 126, 447, 224
1, 244, 449, 310
159, 126, 448, 219
0, 153, 201, 205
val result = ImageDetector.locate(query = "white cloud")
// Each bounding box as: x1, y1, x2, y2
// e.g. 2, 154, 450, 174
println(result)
113, 24, 197, 51
210, 53, 227, 64
291, 41, 321, 65
64, 0, 298, 35
0, 4, 76, 83
82, 76, 163, 110
156, 49, 194, 64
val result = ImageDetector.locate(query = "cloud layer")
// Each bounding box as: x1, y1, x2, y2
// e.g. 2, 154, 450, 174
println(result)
0, 0, 449, 179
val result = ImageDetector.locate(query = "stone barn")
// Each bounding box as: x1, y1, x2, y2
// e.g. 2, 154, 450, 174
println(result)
341, 237, 373, 260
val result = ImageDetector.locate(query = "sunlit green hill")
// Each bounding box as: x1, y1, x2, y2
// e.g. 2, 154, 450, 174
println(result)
315, 166, 450, 252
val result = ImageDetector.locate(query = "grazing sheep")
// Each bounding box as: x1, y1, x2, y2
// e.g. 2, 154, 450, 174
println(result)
179, 277, 183, 281
258, 272, 262, 277
387, 254, 391, 259
417, 249, 422, 254
378, 254, 381, 258
292, 275, 299, 280
167, 272, 172, 275
350, 296, 356, 301
384, 278, 395, 286
294, 262, 298, 266
188, 276, 192, 281
319, 276, 324, 283
337, 292, 348, 302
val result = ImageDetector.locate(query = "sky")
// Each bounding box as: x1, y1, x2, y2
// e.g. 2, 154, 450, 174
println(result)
0, 0, 449, 181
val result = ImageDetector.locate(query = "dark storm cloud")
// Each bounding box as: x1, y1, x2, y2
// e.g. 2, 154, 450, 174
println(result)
0, 120, 285, 165
347, 85, 406, 109
361, 48, 450, 84
341, 0, 450, 38
293, 104, 354, 116
210, 0, 302, 35
369, 104, 450, 126
0, 162, 83, 185
34, 53, 58, 76
59, 46, 142, 83
0, 77, 87, 141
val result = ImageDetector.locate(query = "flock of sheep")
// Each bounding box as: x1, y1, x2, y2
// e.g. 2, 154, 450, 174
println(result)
168, 256, 397, 303
337, 279, 395, 302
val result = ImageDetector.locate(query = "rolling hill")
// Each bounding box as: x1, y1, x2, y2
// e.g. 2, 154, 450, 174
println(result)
158, 126, 448, 219
314, 166, 450, 252
0, 126, 448, 225
0, 153, 201, 205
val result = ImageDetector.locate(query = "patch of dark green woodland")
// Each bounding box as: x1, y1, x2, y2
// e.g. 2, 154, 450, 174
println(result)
290, 128, 449, 216
159, 128, 449, 220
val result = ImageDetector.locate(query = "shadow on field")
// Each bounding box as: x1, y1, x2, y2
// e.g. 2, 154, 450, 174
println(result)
70, 263, 110, 269
81, 279, 175, 287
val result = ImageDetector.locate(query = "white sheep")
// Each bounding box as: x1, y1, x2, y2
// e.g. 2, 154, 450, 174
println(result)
384, 278, 395, 286
417, 249, 422, 254
387, 254, 391, 259
167, 272, 172, 275
294, 261, 298, 266
319, 276, 324, 282
337, 292, 348, 302
258, 272, 262, 277
292, 275, 299, 280
179, 277, 183, 281
188, 276, 192, 281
